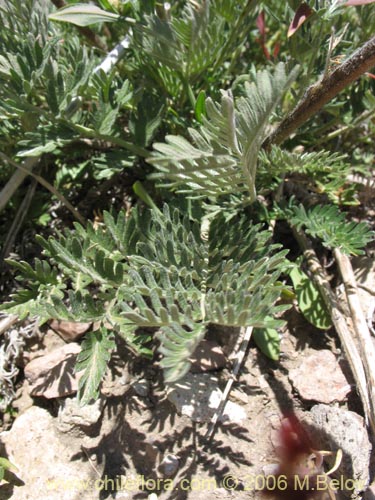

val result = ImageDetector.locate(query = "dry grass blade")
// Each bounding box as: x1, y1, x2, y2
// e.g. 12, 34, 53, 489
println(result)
0, 152, 85, 226
205, 326, 253, 440
334, 248, 375, 432
0, 157, 39, 213
293, 228, 375, 434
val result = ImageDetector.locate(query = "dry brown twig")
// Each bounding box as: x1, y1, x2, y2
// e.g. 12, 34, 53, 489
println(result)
334, 249, 375, 430
292, 229, 375, 435
263, 35, 375, 149
0, 152, 86, 226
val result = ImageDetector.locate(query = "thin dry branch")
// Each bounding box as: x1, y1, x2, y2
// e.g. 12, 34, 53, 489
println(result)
0, 157, 39, 213
263, 35, 375, 148
0, 152, 85, 226
0, 315, 18, 336
205, 326, 253, 440
334, 248, 375, 427
292, 228, 375, 435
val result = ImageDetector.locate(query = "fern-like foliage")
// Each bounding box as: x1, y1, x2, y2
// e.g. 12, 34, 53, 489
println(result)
0, 0, 141, 169
2, 203, 289, 395
258, 146, 356, 203
284, 202, 373, 255
75, 328, 116, 405
148, 63, 299, 202
133, 0, 258, 98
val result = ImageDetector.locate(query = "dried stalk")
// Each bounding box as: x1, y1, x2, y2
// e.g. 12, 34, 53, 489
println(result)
292, 228, 375, 434
0, 157, 39, 213
263, 35, 375, 149
0, 152, 85, 226
205, 326, 253, 440
0, 315, 18, 336
1, 179, 37, 264
334, 248, 375, 428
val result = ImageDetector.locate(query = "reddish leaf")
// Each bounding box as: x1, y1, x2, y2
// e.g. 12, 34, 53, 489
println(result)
256, 11, 266, 36
366, 72, 375, 79
346, 0, 375, 5
273, 41, 281, 59
255, 11, 271, 60
287, 3, 314, 38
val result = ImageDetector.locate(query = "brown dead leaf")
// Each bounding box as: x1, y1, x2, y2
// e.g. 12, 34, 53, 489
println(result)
287, 3, 314, 38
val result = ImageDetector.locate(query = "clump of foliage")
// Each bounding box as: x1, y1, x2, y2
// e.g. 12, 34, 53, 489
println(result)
1, 0, 374, 405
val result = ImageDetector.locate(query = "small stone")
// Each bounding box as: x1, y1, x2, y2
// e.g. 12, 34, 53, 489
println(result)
219, 400, 247, 424
49, 319, 92, 342
158, 454, 179, 478
57, 396, 104, 433
189, 340, 226, 373
0, 406, 99, 499
263, 464, 280, 476
132, 378, 150, 397
24, 343, 82, 398
309, 404, 371, 498
289, 350, 351, 403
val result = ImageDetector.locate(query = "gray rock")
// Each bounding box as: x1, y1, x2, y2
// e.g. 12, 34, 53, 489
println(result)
289, 350, 351, 403
57, 396, 104, 433
310, 404, 371, 498
131, 378, 150, 397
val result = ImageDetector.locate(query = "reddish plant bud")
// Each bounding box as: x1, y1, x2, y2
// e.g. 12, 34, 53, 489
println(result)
262, 414, 328, 500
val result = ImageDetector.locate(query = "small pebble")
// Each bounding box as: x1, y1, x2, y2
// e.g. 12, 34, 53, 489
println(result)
132, 378, 149, 397
158, 454, 179, 478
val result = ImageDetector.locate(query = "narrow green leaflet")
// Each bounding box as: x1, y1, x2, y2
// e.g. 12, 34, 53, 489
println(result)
253, 326, 280, 360
194, 90, 206, 123
288, 204, 373, 256
49, 4, 119, 27
289, 266, 332, 330
75, 328, 116, 405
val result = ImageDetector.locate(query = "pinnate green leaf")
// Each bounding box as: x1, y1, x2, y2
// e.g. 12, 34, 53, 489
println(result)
253, 326, 280, 360
49, 4, 119, 27
289, 266, 332, 330
75, 328, 115, 405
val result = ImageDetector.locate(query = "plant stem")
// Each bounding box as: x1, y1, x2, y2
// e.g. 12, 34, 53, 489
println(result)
0, 157, 39, 213
0, 152, 86, 226
333, 248, 375, 432
314, 107, 375, 146
205, 326, 253, 440
212, 0, 258, 74
263, 35, 375, 148
292, 227, 375, 435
